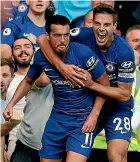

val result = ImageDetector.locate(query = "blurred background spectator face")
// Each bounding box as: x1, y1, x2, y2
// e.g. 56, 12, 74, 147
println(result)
83, 11, 93, 27
91, 0, 115, 8
12, 38, 34, 67
1, 63, 13, 98
126, 29, 140, 55
27, 0, 50, 14
126, 25, 140, 66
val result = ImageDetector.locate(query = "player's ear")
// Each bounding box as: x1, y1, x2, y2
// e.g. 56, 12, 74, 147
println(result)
113, 22, 117, 31
46, 33, 50, 40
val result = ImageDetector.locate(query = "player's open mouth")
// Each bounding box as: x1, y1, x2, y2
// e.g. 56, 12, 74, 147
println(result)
97, 33, 106, 42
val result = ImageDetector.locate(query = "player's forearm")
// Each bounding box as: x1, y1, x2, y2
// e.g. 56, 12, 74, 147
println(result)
8, 76, 34, 107
1, 122, 15, 137
90, 96, 106, 117
89, 82, 130, 102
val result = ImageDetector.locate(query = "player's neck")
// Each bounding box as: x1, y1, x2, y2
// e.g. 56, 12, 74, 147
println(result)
15, 66, 29, 76
28, 12, 46, 27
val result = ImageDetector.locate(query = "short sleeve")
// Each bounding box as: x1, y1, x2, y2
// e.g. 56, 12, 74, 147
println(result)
1, 22, 20, 47
27, 51, 43, 81
117, 49, 135, 83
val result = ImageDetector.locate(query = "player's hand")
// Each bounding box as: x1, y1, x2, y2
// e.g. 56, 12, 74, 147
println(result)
59, 64, 87, 87
3, 104, 13, 121
76, 69, 94, 88
9, 111, 22, 126
82, 114, 98, 133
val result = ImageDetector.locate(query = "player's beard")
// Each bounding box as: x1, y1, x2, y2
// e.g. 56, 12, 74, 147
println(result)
13, 56, 32, 67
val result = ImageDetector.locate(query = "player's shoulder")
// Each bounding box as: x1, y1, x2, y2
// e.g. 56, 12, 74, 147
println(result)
70, 42, 97, 59
70, 42, 93, 52
114, 34, 134, 55
70, 27, 93, 37
34, 49, 44, 59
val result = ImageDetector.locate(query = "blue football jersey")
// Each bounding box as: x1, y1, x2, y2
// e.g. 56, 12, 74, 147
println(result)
1, 15, 46, 51
70, 27, 135, 110
27, 42, 106, 122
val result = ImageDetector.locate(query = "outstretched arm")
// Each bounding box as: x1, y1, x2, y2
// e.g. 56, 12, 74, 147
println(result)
3, 76, 34, 120
1, 111, 21, 137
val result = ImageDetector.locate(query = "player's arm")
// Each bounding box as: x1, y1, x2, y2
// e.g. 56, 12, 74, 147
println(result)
82, 72, 109, 133
37, 34, 87, 86
87, 81, 132, 102
81, 49, 110, 133
83, 48, 135, 101
3, 76, 35, 120
3, 51, 43, 119
1, 111, 22, 137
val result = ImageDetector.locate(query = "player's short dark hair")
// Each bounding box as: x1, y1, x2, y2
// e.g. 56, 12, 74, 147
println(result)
93, 4, 118, 24
45, 15, 70, 33
11, 37, 35, 55
1, 58, 14, 75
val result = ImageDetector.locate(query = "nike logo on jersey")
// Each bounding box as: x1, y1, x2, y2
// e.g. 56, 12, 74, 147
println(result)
81, 144, 90, 149
23, 33, 29, 37
120, 130, 128, 134
44, 68, 53, 72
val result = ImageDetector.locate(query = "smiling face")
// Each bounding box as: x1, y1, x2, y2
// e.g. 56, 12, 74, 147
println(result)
93, 13, 117, 49
28, 0, 49, 14
49, 24, 70, 56
13, 38, 34, 67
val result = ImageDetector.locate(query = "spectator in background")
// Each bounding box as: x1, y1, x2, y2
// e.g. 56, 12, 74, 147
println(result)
126, 25, 140, 72
70, 0, 115, 29
1, 0, 54, 59
0, 58, 21, 162
3, 37, 54, 162
6, 37, 34, 161
126, 25, 140, 152
1, 0, 28, 30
